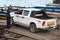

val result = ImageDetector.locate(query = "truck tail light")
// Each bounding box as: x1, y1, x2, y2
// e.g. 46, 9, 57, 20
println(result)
42, 21, 45, 26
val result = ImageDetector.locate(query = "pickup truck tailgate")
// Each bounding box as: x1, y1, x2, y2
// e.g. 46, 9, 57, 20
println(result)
46, 19, 57, 27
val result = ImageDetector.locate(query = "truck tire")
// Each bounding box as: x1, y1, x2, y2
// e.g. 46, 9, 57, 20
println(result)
30, 24, 37, 33
55, 26, 60, 30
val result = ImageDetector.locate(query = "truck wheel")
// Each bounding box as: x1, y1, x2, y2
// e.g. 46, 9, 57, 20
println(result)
55, 26, 60, 30
30, 24, 37, 33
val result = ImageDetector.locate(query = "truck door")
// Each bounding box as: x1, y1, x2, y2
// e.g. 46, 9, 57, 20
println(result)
14, 10, 23, 25
22, 10, 30, 27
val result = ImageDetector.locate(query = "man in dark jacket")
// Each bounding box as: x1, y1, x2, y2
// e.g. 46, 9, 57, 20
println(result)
6, 7, 11, 29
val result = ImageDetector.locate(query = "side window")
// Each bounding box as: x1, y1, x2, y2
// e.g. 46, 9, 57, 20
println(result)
23, 10, 29, 16
30, 11, 35, 17
15, 10, 23, 15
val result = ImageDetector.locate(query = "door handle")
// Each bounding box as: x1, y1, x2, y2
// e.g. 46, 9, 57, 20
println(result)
21, 16, 24, 19
16, 15, 19, 17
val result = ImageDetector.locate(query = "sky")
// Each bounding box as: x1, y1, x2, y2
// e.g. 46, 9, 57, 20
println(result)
0, 0, 53, 7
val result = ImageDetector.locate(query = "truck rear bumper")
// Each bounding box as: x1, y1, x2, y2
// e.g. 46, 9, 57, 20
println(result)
38, 26, 57, 30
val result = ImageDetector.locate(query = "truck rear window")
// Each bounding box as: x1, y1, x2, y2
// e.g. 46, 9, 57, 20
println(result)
30, 11, 53, 19
31, 11, 48, 17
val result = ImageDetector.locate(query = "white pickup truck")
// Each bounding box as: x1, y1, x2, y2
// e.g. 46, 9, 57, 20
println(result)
13, 8, 57, 33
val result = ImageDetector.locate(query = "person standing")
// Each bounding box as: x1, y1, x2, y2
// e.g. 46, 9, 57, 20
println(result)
6, 7, 11, 29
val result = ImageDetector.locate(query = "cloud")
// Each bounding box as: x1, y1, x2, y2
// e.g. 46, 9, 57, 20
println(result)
0, 0, 53, 7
